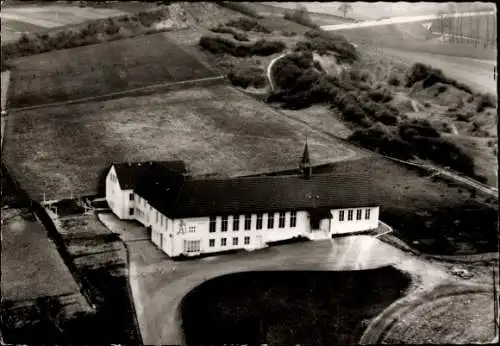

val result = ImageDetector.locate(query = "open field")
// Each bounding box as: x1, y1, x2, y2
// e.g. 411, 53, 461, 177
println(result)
3, 83, 367, 201
7, 31, 219, 108
181, 268, 411, 345
1, 210, 81, 302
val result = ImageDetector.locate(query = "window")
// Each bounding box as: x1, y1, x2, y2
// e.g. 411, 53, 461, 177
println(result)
256, 213, 263, 230
244, 214, 252, 230
156, 211, 158, 223
221, 216, 228, 232
209, 216, 216, 233
188, 226, 196, 233
365, 208, 371, 220
244, 236, 250, 245
356, 209, 362, 220
233, 237, 238, 246
160, 215, 163, 227
233, 215, 240, 231
209, 239, 215, 247
290, 211, 297, 227
339, 210, 345, 222
267, 213, 274, 229
184, 240, 200, 253
348, 209, 354, 221
221, 238, 227, 246
279, 212, 286, 228
138, 196, 141, 204
129, 193, 134, 201
129, 208, 134, 215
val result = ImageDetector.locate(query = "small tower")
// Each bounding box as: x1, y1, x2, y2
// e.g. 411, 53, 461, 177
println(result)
299, 139, 312, 179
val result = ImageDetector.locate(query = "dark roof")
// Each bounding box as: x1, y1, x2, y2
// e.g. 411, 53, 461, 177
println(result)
113, 161, 187, 190
134, 169, 380, 219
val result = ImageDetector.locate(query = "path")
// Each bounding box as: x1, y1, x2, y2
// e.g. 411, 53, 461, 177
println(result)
98, 212, 479, 345
266, 52, 287, 91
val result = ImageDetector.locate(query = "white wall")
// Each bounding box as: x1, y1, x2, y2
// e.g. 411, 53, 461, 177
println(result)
330, 206, 379, 234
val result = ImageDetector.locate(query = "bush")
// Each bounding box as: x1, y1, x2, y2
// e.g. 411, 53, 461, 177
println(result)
375, 110, 399, 126
398, 121, 440, 141
228, 67, 266, 89
476, 93, 496, 113
199, 36, 285, 57
225, 17, 270, 33
301, 30, 358, 64
283, 5, 319, 29
368, 90, 393, 103
454, 112, 474, 122
388, 76, 400, 86
436, 84, 448, 94
217, 2, 262, 18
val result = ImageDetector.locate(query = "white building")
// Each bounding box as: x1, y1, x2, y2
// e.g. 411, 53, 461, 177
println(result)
105, 144, 381, 258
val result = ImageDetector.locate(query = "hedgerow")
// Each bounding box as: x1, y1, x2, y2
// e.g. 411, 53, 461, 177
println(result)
199, 36, 285, 57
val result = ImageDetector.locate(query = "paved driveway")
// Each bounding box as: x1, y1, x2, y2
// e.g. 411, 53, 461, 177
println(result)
98, 212, 454, 345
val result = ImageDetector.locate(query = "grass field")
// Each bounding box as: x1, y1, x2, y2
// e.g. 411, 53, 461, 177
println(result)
181, 268, 411, 345
1, 210, 81, 302
7, 31, 219, 108
3, 83, 366, 201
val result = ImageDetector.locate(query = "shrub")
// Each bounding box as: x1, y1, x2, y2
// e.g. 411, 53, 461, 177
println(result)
217, 2, 262, 18
424, 102, 431, 108
225, 17, 270, 33
388, 76, 400, 86
398, 122, 440, 141
436, 84, 448, 94
375, 110, 399, 126
454, 112, 473, 122
228, 67, 266, 89
301, 30, 358, 64
476, 93, 496, 113
199, 36, 285, 57
368, 90, 393, 103
283, 5, 319, 29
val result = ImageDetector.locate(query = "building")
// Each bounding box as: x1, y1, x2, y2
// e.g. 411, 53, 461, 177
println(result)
105, 144, 381, 257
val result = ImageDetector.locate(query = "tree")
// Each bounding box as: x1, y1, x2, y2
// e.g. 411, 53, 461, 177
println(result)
337, 3, 353, 18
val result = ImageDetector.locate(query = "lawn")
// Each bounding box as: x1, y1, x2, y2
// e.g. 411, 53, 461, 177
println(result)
181, 267, 411, 345
7, 31, 219, 108
3, 83, 365, 201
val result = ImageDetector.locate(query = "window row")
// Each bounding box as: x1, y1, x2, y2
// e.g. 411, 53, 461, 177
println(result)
209, 236, 251, 247
338, 208, 371, 222
209, 212, 297, 233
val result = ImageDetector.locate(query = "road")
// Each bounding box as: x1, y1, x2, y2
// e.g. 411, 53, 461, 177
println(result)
320, 11, 495, 31
98, 212, 465, 345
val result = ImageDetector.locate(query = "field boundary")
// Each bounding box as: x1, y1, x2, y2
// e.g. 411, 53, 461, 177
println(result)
7, 75, 226, 113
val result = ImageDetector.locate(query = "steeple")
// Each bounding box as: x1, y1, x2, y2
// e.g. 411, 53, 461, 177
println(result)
299, 138, 312, 179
